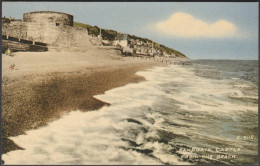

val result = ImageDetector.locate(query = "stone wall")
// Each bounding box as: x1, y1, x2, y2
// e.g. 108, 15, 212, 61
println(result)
2, 21, 62, 45
70, 28, 91, 47
26, 22, 61, 44
2, 22, 27, 39
2, 11, 92, 50
50, 26, 91, 48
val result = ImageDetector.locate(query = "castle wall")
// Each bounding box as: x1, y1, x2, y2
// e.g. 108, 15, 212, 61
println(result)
36, 25, 90, 47
2, 22, 27, 39
26, 22, 61, 44
23, 11, 73, 26
2, 11, 92, 50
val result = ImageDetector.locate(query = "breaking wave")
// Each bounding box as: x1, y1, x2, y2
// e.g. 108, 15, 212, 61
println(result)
3, 60, 258, 165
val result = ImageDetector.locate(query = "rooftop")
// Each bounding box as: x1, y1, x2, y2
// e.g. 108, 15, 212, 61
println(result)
116, 34, 128, 40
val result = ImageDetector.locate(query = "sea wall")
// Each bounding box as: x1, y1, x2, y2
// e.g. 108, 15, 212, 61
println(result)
2, 35, 48, 52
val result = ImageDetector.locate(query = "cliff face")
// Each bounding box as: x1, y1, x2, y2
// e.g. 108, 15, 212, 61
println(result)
74, 22, 188, 58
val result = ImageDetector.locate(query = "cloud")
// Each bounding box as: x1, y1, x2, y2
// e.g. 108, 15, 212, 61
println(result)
155, 12, 238, 38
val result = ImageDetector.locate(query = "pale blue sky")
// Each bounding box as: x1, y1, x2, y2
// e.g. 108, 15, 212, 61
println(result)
2, 2, 259, 60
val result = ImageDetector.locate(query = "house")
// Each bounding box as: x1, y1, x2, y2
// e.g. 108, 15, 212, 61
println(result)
136, 40, 142, 45
169, 53, 176, 58
158, 50, 163, 56
113, 34, 128, 48
102, 40, 112, 46
163, 52, 170, 57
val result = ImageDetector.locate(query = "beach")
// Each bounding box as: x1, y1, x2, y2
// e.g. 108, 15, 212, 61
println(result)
2, 47, 163, 154
2, 58, 257, 165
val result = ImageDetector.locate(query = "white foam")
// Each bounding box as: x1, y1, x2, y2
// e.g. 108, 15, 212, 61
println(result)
161, 65, 258, 113
3, 64, 257, 165
3, 66, 177, 164
3, 109, 163, 165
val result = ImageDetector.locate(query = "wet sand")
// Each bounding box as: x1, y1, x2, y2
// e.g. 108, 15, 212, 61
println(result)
2, 47, 163, 154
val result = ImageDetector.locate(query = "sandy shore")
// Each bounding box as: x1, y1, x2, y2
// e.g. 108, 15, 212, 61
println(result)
2, 47, 163, 154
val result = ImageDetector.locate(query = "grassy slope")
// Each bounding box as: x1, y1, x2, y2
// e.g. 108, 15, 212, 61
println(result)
74, 22, 187, 58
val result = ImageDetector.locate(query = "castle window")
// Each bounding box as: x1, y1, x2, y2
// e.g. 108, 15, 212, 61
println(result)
56, 23, 59, 26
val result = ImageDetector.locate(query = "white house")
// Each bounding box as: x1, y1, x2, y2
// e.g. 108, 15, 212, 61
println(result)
113, 34, 128, 48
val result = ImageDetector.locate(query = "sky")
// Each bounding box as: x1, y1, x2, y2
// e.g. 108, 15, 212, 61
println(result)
2, 2, 259, 60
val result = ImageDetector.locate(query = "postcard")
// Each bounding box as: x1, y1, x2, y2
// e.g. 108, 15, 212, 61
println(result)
1, 2, 258, 165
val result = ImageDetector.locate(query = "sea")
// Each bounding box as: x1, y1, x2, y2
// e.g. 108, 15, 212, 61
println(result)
2, 60, 258, 165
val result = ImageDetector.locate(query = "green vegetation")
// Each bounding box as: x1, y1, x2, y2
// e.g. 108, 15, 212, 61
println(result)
75, 21, 187, 57
2, 17, 11, 23
2, 17, 21, 23
128, 35, 152, 43
101, 29, 118, 41
157, 44, 186, 57
74, 22, 118, 41
127, 35, 185, 57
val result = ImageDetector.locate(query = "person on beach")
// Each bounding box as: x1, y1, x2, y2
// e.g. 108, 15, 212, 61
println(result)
9, 64, 15, 70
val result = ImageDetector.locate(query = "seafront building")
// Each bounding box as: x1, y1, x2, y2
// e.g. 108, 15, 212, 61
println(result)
112, 34, 160, 57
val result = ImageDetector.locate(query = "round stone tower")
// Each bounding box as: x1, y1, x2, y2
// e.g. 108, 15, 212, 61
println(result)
23, 11, 73, 27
